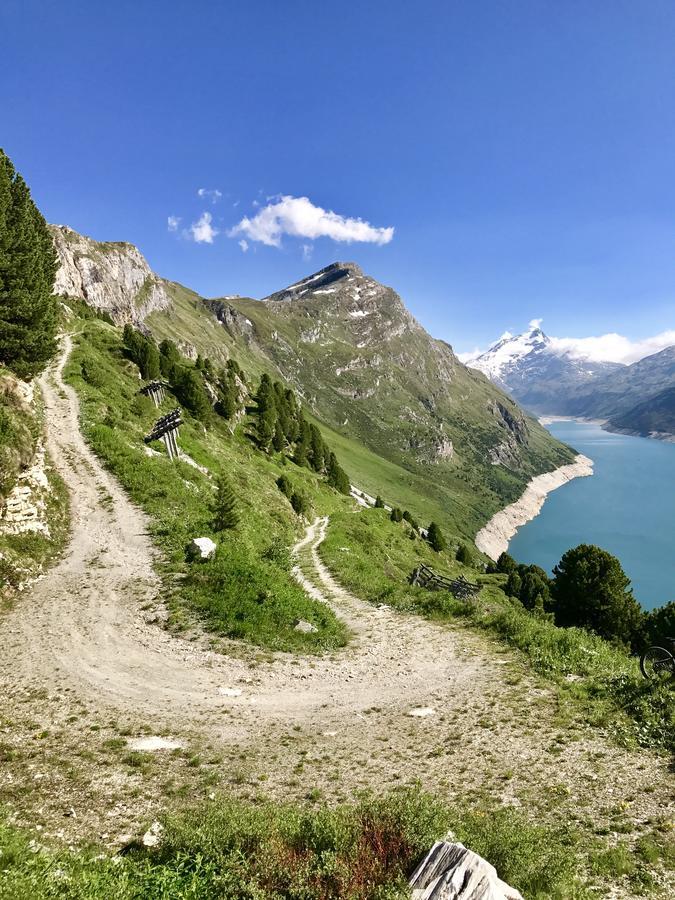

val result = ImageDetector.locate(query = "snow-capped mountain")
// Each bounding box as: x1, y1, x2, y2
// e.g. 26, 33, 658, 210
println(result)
464, 324, 624, 414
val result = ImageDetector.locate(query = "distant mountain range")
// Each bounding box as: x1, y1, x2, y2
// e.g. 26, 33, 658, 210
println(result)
466, 325, 675, 440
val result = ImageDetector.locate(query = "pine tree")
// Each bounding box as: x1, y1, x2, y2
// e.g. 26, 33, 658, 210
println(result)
505, 571, 522, 598
402, 510, 419, 532
159, 338, 181, 379
172, 367, 211, 420
456, 544, 473, 566
390, 507, 403, 523
309, 424, 326, 472
374, 495, 385, 509
276, 474, 293, 498
290, 491, 310, 517
254, 374, 276, 451
496, 552, 517, 574
0, 149, 59, 378
326, 451, 351, 495
212, 474, 239, 530
272, 420, 286, 452
138, 336, 160, 380
427, 522, 446, 553
552, 544, 643, 645
294, 418, 312, 467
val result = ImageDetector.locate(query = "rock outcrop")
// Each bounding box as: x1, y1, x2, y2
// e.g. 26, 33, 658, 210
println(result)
50, 225, 171, 324
409, 840, 524, 899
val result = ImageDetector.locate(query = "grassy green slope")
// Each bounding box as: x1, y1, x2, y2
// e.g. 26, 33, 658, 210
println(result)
147, 280, 574, 544
65, 315, 351, 652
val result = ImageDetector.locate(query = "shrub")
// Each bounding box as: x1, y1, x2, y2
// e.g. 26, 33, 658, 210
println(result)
291, 491, 310, 517
276, 474, 293, 498
456, 543, 473, 565
211, 474, 238, 531
427, 522, 446, 553
403, 510, 419, 532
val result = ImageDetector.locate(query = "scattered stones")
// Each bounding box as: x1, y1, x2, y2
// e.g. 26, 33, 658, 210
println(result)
410, 840, 524, 899
126, 736, 183, 751
293, 619, 318, 634
218, 687, 243, 697
142, 821, 163, 848
408, 707, 435, 718
186, 537, 217, 561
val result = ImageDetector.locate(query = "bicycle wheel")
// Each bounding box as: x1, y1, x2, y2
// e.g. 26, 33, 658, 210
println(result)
640, 646, 674, 680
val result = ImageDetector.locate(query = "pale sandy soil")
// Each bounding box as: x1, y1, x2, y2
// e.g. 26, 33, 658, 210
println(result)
0, 336, 672, 897
475, 454, 594, 560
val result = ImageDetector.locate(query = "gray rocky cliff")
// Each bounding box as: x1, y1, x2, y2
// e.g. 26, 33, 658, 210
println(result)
50, 225, 171, 324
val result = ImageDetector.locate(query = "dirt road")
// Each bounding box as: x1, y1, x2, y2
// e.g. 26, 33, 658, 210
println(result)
1, 335, 672, 894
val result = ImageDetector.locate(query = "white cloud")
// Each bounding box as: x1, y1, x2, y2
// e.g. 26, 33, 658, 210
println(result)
550, 330, 675, 364
528, 318, 543, 330
302, 243, 313, 261
229, 195, 394, 248
238, 239, 249, 253
197, 188, 223, 203
189, 211, 218, 244
167, 215, 181, 232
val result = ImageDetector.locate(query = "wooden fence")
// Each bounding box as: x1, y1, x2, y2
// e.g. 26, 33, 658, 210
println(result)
410, 563, 480, 600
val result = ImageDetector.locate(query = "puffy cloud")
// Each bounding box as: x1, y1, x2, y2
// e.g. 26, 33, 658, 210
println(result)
167, 215, 181, 232
238, 239, 249, 253
197, 188, 222, 203
189, 211, 218, 244
229, 195, 394, 248
550, 330, 675, 364
528, 318, 543, 330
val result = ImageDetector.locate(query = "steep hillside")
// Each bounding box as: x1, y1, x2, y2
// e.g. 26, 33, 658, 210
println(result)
609, 385, 675, 438
153, 265, 576, 536
51, 228, 576, 539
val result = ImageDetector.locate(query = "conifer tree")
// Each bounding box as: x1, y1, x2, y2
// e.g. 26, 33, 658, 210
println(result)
172, 366, 211, 421
309, 424, 326, 472
374, 495, 385, 509
390, 507, 403, 523
215, 369, 237, 420
272, 420, 286, 452
0, 149, 58, 378
326, 451, 351, 495
427, 522, 446, 552
456, 543, 473, 566
402, 510, 419, 532
212, 474, 239, 530
138, 336, 160, 380
254, 374, 276, 451
159, 338, 181, 379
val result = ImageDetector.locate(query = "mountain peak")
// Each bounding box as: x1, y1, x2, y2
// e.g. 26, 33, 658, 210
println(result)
263, 262, 364, 302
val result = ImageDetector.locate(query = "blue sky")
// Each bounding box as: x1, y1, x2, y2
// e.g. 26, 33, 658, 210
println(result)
3, 0, 675, 358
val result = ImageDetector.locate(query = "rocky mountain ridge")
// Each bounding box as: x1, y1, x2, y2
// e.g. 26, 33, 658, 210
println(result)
50, 225, 172, 323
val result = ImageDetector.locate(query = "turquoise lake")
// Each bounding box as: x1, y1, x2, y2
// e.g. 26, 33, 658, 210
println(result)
508, 421, 675, 611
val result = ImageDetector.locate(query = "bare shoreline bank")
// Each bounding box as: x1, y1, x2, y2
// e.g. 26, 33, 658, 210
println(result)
474, 454, 594, 561
538, 414, 675, 444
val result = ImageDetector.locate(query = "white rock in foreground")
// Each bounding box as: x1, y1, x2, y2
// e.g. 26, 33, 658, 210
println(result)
474, 453, 594, 561
187, 537, 217, 561
294, 619, 318, 634
410, 841, 523, 899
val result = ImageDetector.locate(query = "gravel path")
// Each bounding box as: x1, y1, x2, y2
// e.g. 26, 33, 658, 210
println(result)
1, 335, 672, 896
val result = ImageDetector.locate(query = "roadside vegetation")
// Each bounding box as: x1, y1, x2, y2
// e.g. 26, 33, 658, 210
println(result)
321, 508, 675, 755
0, 788, 598, 899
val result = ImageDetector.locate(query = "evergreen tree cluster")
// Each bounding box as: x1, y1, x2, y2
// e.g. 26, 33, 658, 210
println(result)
253, 374, 350, 495
497, 545, 647, 647
0, 148, 59, 378
122, 330, 246, 425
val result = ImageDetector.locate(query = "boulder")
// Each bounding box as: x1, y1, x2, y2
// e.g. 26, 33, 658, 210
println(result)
187, 537, 217, 561
409, 841, 523, 900
293, 619, 318, 634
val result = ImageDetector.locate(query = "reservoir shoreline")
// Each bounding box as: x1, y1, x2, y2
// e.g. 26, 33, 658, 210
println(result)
475, 454, 594, 561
